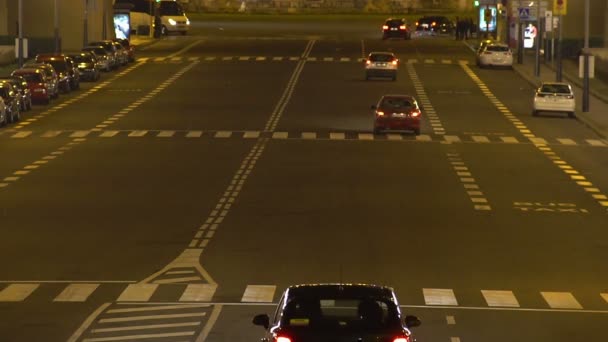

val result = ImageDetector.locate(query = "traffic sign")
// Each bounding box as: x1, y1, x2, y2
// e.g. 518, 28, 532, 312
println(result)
554, 0, 567, 15
518, 7, 530, 19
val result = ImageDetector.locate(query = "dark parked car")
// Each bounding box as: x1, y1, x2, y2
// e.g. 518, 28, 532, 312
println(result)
0, 81, 21, 124
11, 68, 53, 105
253, 284, 421, 342
382, 18, 411, 40
113, 38, 135, 62
88, 40, 119, 69
416, 16, 454, 34
66, 51, 100, 81
0, 76, 32, 111
82, 46, 112, 72
35, 54, 80, 92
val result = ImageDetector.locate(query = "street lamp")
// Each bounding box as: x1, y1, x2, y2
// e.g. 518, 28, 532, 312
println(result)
582, 0, 590, 112
17, 0, 23, 67
54, 0, 60, 53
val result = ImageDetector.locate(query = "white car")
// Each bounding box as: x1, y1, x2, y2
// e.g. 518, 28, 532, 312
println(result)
365, 52, 399, 81
533, 82, 576, 118
477, 43, 513, 68
0, 97, 7, 126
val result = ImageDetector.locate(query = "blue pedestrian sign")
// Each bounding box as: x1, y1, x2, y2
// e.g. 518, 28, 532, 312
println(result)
518, 7, 530, 19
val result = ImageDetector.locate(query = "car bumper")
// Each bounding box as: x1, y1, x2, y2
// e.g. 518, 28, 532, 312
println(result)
366, 68, 397, 77
166, 24, 189, 32
383, 30, 408, 38
534, 99, 575, 112
479, 56, 513, 66
375, 117, 420, 131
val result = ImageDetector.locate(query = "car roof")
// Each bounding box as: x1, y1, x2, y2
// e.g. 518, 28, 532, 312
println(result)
12, 68, 41, 74
541, 82, 571, 86
369, 51, 396, 56
381, 94, 415, 100
285, 283, 396, 300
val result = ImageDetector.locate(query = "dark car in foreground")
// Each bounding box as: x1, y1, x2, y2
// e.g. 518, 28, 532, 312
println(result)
372, 94, 422, 135
382, 18, 411, 40
11, 68, 53, 104
0, 81, 21, 123
0, 76, 32, 111
22, 62, 60, 99
66, 51, 100, 81
416, 16, 454, 34
253, 283, 421, 342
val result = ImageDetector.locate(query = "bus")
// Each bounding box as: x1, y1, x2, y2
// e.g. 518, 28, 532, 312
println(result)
115, 0, 190, 36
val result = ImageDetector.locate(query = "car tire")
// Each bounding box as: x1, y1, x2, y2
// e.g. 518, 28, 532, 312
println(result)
413, 128, 420, 135
568, 111, 575, 118
373, 127, 382, 135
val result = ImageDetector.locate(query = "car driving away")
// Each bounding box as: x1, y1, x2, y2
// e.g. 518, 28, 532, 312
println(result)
476, 43, 513, 68
382, 18, 411, 40
365, 52, 399, 81
416, 16, 454, 35
372, 94, 422, 135
533, 82, 576, 118
253, 283, 421, 342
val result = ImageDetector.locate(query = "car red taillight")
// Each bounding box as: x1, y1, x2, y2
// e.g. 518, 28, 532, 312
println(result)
392, 60, 398, 65
376, 111, 385, 116
366, 60, 371, 65
411, 110, 421, 117
275, 337, 291, 342
393, 336, 409, 342
399, 25, 406, 30
382, 25, 389, 30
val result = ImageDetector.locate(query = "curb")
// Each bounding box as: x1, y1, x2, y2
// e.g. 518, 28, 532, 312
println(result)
512, 65, 607, 139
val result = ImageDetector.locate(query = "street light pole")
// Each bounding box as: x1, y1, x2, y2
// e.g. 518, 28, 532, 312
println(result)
54, 0, 60, 53
534, 1, 540, 77
582, 0, 590, 112
83, 0, 88, 47
18, 0, 23, 67
556, 13, 562, 81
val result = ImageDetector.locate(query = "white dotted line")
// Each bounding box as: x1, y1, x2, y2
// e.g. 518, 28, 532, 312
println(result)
407, 62, 445, 135
447, 152, 491, 211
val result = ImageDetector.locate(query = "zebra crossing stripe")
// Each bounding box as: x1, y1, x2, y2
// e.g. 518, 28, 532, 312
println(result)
100, 130, 119, 138
472, 135, 490, 143
587, 139, 607, 147
186, 131, 203, 138
272, 132, 288, 139
423, 288, 458, 306
157, 131, 175, 138
601, 293, 608, 303
302, 132, 316, 139
242, 285, 276, 303
128, 130, 148, 137
70, 130, 91, 138
273, 56, 283, 61
416, 134, 432, 142
557, 138, 577, 145
243, 131, 260, 139
358, 133, 374, 140
481, 290, 520, 307
541, 292, 583, 309
329, 132, 345, 140
42, 130, 63, 138
215, 131, 232, 138
179, 284, 217, 302
0, 284, 39, 302
11, 131, 32, 138
444, 135, 461, 143
54, 284, 99, 302
117, 284, 159, 302
500, 136, 519, 144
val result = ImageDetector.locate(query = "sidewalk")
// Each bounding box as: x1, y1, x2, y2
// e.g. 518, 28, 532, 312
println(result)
463, 39, 608, 139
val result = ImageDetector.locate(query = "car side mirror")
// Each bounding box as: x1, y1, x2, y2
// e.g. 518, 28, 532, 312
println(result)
404, 315, 421, 328
253, 314, 270, 329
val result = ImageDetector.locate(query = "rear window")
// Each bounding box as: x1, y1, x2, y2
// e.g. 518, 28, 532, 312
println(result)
85, 48, 107, 56
381, 97, 414, 109
46, 61, 67, 72
540, 84, 571, 94
370, 54, 395, 62
386, 19, 404, 26
280, 296, 400, 331
487, 45, 509, 52
16, 73, 42, 82
71, 55, 93, 63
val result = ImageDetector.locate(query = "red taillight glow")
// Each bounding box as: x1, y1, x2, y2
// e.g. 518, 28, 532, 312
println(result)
432, 22, 437, 26
392, 60, 398, 65
376, 111, 385, 116
366, 60, 371, 65
276, 337, 291, 342
411, 110, 421, 117
382, 25, 389, 30
400, 25, 406, 30
393, 337, 409, 342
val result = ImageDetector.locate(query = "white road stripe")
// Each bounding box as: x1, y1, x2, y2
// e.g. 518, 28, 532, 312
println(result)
423, 288, 458, 306
424, 59, 435, 64
180, 284, 218, 302
272, 132, 288, 139
557, 138, 577, 145
481, 290, 520, 307
587, 139, 607, 147
444, 135, 461, 143
541, 292, 582, 309
99, 131, 119, 138
11, 131, 32, 138
243, 131, 260, 138
91, 322, 200, 333
242, 285, 276, 302
128, 130, 147, 137
239, 56, 250, 61
386, 134, 402, 141
416, 134, 431, 141
54, 284, 99, 302
117, 284, 158, 302
272, 56, 283, 61
340, 57, 350, 62
329, 132, 345, 140
500, 136, 519, 144
41, 130, 62, 137
215, 131, 232, 138
70, 130, 91, 138
0, 284, 39, 301
82, 331, 195, 341
323, 57, 334, 62
186, 131, 203, 138
529, 137, 548, 145
601, 293, 608, 303
98, 312, 206, 323
358, 133, 374, 140
472, 135, 490, 143
108, 304, 211, 314
302, 132, 317, 139
153, 276, 201, 284
256, 56, 266, 61
157, 131, 175, 138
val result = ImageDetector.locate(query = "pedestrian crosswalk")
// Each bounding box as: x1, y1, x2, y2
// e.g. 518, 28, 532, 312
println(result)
136, 56, 471, 64
3, 129, 608, 147
1, 282, 608, 311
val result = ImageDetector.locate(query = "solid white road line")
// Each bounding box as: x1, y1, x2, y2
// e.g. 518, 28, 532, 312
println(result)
541, 292, 583, 309
242, 285, 276, 303
91, 322, 200, 333
180, 284, 218, 302
82, 331, 195, 341
423, 288, 458, 306
481, 290, 520, 307
54, 283, 99, 302
0, 284, 39, 301
108, 304, 211, 314
98, 312, 206, 323
117, 284, 159, 302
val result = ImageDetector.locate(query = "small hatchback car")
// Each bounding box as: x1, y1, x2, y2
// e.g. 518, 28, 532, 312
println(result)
365, 52, 399, 81
533, 82, 576, 118
382, 18, 411, 40
253, 283, 421, 342
372, 95, 422, 135
477, 43, 513, 68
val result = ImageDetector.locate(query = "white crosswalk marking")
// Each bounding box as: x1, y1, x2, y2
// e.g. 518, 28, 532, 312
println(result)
11, 131, 32, 138
41, 130, 62, 138
256, 56, 266, 61
541, 292, 583, 309
557, 138, 577, 145
302, 132, 317, 139
444, 135, 461, 143
272, 132, 288, 139
386, 134, 402, 141
481, 290, 520, 307
153, 57, 166, 62
423, 288, 458, 306
340, 57, 350, 62
170, 57, 181, 61
329, 132, 345, 140
204, 56, 216, 61
242, 285, 276, 302
179, 284, 217, 302
500, 136, 519, 144
529, 137, 548, 145
239, 56, 250, 61
441, 59, 452, 64
323, 57, 334, 62
215, 131, 232, 138
54, 284, 99, 302
358, 133, 374, 140
187, 57, 199, 62
416, 134, 431, 142
601, 293, 608, 303
222, 56, 233, 61
128, 130, 147, 137
472, 135, 490, 143
117, 284, 159, 302
157, 131, 175, 138
186, 131, 203, 138
289, 57, 299, 61
243, 131, 260, 138
0, 284, 39, 301
99, 131, 119, 138
272, 56, 283, 61
307, 57, 317, 61
587, 139, 607, 147
70, 130, 91, 138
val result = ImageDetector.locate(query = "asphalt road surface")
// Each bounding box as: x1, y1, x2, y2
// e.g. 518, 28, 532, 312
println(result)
1, 20, 607, 342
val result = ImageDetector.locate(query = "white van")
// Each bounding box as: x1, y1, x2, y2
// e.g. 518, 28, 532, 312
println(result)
116, 0, 190, 36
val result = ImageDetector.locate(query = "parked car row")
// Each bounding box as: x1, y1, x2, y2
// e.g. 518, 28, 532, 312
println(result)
0, 38, 136, 126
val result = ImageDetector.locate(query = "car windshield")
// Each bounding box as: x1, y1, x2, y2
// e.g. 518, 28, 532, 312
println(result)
72, 55, 93, 63
370, 54, 395, 62
160, 1, 184, 15
17, 73, 42, 82
281, 296, 400, 331
386, 20, 403, 26
381, 98, 414, 110
46, 61, 67, 72
487, 46, 509, 52
86, 48, 107, 56
540, 84, 571, 94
